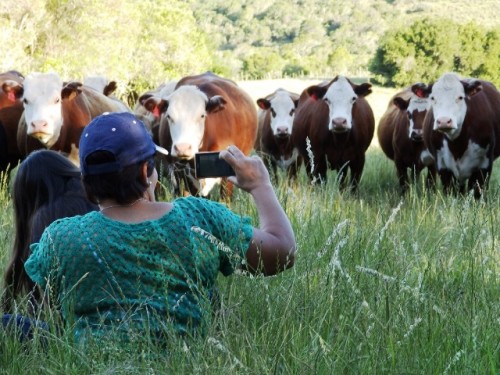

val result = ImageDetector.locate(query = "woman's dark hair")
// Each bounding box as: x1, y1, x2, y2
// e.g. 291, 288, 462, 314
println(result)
82, 150, 155, 205
2, 150, 97, 312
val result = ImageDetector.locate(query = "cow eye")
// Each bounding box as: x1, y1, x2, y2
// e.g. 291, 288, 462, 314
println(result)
271, 109, 276, 117
430, 96, 435, 102
457, 95, 464, 101
23, 98, 29, 104
55, 98, 60, 104
289, 108, 295, 116
407, 112, 413, 120
352, 96, 357, 103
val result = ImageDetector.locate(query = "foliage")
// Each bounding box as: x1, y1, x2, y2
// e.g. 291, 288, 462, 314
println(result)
0, 0, 498, 95
370, 17, 500, 86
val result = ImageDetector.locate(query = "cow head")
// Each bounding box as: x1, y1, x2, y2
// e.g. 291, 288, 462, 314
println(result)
257, 89, 299, 139
22, 72, 66, 148
394, 91, 430, 142
426, 73, 482, 140
140, 85, 226, 160
307, 76, 372, 133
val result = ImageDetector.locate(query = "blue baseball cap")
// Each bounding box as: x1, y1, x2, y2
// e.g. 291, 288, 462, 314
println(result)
79, 112, 168, 176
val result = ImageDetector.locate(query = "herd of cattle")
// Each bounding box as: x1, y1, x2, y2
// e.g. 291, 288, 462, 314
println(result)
1, 70, 499, 199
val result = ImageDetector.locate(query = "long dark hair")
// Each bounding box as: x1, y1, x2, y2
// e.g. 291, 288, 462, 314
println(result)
2, 150, 97, 312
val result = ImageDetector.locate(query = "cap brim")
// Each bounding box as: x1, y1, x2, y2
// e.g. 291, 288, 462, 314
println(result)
155, 144, 169, 156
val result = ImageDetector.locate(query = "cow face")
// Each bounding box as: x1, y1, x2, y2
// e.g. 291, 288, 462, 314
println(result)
394, 95, 430, 141
428, 73, 482, 140
308, 76, 372, 133
22, 72, 64, 147
145, 85, 226, 160
257, 89, 298, 138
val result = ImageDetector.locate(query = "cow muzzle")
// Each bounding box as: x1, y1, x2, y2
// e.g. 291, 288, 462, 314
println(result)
410, 129, 423, 141
330, 117, 350, 133
435, 117, 456, 133
173, 143, 194, 160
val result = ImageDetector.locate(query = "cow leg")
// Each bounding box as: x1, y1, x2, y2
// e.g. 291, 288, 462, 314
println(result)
348, 156, 365, 192
439, 169, 455, 195
395, 161, 409, 194
468, 168, 490, 199
425, 165, 437, 191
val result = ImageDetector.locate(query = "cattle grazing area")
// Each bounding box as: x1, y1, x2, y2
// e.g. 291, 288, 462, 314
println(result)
0, 79, 499, 374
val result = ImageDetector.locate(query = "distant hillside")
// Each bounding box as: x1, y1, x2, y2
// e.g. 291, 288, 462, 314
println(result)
190, 0, 499, 79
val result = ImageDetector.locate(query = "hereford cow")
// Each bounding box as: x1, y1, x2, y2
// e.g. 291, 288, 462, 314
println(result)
291, 76, 374, 190
255, 88, 302, 182
139, 72, 258, 198
0, 70, 25, 172
377, 87, 435, 193
418, 73, 500, 198
16, 72, 131, 165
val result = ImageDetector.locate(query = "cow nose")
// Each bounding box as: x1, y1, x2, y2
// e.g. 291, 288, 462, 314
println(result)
276, 126, 289, 136
174, 143, 192, 158
411, 129, 423, 141
332, 117, 347, 127
436, 117, 453, 129
31, 120, 48, 131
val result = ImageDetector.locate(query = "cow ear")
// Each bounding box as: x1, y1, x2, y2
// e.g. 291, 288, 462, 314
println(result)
141, 95, 168, 117
411, 83, 430, 98
307, 86, 327, 101
62, 81, 83, 101
256, 98, 270, 110
103, 81, 118, 97
354, 83, 372, 97
462, 79, 482, 98
393, 97, 410, 110
2, 80, 24, 101
206, 95, 226, 114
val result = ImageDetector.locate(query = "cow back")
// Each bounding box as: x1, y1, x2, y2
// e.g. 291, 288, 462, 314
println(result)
377, 89, 413, 160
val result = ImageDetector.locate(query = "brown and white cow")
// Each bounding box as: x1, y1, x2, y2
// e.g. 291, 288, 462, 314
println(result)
255, 88, 302, 182
16, 72, 131, 165
377, 87, 436, 193
419, 72, 500, 198
139, 72, 258, 198
291, 76, 374, 190
0, 70, 25, 172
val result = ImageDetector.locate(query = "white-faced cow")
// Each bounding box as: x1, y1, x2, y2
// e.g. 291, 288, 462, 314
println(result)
16, 72, 131, 166
139, 72, 258, 198
291, 76, 375, 191
419, 73, 500, 198
377, 87, 436, 193
0, 70, 25, 172
255, 88, 302, 182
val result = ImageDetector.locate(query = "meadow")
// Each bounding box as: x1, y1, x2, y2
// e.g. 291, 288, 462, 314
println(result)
0, 81, 498, 374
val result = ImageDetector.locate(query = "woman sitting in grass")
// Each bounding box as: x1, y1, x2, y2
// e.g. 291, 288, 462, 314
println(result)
24, 112, 296, 344
1, 150, 97, 340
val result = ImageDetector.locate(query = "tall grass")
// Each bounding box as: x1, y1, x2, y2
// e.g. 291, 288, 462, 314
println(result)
0, 148, 498, 374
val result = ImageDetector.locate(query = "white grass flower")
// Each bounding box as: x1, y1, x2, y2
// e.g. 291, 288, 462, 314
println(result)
373, 201, 403, 253
442, 349, 465, 375
208, 337, 246, 370
191, 226, 244, 265
397, 317, 422, 346
317, 219, 349, 258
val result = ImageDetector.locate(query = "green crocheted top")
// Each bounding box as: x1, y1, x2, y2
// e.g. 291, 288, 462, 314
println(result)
25, 196, 253, 341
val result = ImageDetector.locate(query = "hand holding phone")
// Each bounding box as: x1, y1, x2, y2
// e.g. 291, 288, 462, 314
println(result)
195, 151, 235, 178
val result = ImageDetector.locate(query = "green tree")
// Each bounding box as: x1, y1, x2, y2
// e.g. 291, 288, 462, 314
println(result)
370, 18, 460, 86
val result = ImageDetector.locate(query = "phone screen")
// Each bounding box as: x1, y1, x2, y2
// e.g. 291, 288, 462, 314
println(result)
195, 152, 235, 178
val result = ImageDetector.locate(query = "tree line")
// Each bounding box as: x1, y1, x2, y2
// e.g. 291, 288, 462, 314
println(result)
1, 0, 498, 100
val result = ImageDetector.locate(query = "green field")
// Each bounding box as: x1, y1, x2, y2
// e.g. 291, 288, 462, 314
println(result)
0, 83, 499, 374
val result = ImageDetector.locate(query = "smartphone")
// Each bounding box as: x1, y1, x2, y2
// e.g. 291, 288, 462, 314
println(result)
195, 151, 235, 178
